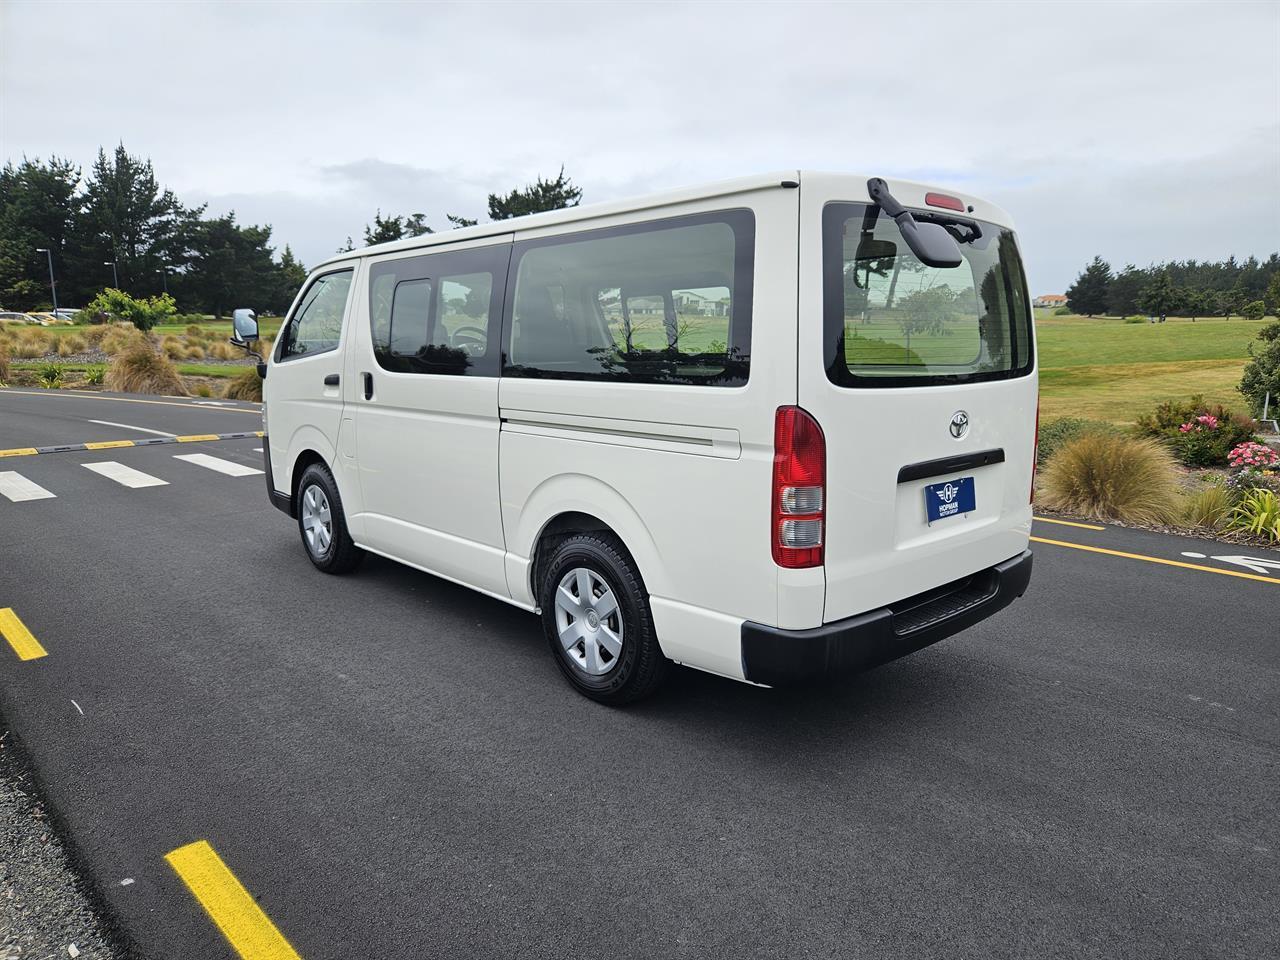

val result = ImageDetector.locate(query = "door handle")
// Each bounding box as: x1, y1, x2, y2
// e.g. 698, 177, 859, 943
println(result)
323, 373, 339, 386
362, 372, 374, 400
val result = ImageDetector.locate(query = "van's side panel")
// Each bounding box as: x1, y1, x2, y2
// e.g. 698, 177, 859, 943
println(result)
497, 185, 800, 679
797, 173, 1036, 625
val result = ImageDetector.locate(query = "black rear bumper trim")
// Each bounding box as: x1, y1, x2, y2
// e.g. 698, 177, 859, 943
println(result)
741, 549, 1032, 686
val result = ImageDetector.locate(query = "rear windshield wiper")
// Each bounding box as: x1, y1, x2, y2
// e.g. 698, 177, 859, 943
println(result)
866, 177, 964, 267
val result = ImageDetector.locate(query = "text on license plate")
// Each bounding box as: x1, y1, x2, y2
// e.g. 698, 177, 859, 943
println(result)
924, 476, 975, 524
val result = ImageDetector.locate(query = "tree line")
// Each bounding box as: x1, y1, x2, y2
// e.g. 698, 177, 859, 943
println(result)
0, 144, 582, 317
1064, 253, 1280, 319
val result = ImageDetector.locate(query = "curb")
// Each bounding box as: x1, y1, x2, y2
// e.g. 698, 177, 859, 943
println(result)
0, 432, 264, 459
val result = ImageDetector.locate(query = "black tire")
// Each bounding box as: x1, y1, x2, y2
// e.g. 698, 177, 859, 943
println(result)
539, 533, 670, 705
296, 462, 364, 574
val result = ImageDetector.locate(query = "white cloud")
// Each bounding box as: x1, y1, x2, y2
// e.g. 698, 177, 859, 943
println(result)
2, 0, 1276, 288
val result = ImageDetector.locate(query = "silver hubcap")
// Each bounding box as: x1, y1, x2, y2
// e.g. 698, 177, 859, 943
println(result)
301, 484, 333, 556
554, 567, 623, 676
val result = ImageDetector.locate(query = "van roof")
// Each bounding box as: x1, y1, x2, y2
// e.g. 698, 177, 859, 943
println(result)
313, 170, 1013, 270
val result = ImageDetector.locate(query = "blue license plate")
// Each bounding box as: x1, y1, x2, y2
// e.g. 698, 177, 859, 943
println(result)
924, 476, 975, 524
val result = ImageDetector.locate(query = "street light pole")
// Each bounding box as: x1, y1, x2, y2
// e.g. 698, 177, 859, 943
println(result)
156, 266, 169, 295
104, 261, 118, 288
35, 248, 58, 316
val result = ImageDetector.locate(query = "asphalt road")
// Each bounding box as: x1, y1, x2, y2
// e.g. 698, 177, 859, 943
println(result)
1, 387, 1277, 959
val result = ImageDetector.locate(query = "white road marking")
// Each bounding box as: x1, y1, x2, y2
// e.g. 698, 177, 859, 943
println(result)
82, 461, 168, 489
1210, 554, 1280, 576
253, 447, 263, 453
0, 472, 56, 502
173, 453, 263, 477
1181, 551, 1207, 559
87, 419, 175, 438
71, 699, 84, 716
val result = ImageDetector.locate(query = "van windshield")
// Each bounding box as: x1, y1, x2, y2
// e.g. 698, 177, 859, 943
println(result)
822, 202, 1033, 387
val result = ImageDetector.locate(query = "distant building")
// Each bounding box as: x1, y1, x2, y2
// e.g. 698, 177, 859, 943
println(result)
1034, 294, 1068, 309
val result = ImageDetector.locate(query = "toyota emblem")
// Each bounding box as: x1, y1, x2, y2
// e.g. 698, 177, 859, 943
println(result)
949, 411, 969, 439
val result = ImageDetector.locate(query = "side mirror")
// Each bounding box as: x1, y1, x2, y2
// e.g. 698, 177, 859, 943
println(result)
231, 308, 258, 345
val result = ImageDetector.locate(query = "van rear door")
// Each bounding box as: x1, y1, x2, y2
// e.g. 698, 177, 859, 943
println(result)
797, 175, 1037, 623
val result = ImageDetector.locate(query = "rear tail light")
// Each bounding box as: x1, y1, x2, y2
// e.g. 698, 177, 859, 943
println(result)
1030, 397, 1040, 504
925, 192, 966, 212
772, 406, 825, 568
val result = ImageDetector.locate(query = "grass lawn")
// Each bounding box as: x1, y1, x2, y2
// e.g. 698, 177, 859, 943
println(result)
1034, 312, 1272, 424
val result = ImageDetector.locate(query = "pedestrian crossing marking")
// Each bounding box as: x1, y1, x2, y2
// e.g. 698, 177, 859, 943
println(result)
0, 472, 56, 502
173, 453, 264, 478
82, 461, 169, 489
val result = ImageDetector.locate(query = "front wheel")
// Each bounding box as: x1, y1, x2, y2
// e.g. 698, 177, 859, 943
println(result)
296, 462, 364, 574
539, 534, 670, 705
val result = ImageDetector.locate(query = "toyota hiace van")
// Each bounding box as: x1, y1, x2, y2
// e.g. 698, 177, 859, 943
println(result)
249, 172, 1036, 704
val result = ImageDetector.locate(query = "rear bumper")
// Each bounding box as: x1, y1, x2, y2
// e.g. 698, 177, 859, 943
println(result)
741, 549, 1032, 686
262, 436, 293, 517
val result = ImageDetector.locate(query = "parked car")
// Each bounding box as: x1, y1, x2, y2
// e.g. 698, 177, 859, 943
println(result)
251, 171, 1038, 703
0, 311, 41, 325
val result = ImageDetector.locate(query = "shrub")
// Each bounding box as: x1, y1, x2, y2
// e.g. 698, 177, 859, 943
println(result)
194, 382, 213, 397
1242, 300, 1266, 322
1238, 322, 1280, 418
1052, 306, 1072, 316
1135, 394, 1255, 466
185, 345, 206, 360
1182, 484, 1234, 529
162, 337, 185, 359
83, 288, 177, 332
208, 341, 236, 360
222, 366, 262, 401
1039, 434, 1181, 523
10, 337, 45, 358
37, 363, 63, 389
0, 344, 9, 384
101, 323, 145, 355
185, 323, 203, 337
81, 325, 111, 347
83, 365, 105, 385
1228, 488, 1280, 542
105, 340, 186, 396
1123, 315, 1146, 324
1036, 417, 1121, 464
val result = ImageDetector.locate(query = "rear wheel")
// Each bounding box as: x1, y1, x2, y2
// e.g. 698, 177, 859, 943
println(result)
296, 462, 364, 574
539, 534, 669, 705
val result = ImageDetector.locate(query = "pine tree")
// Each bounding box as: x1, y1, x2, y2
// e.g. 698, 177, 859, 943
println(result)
487, 166, 582, 221
1065, 256, 1112, 316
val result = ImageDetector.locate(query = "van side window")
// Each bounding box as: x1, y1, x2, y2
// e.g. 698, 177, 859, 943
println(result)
368, 246, 508, 377
279, 270, 353, 360
504, 210, 754, 387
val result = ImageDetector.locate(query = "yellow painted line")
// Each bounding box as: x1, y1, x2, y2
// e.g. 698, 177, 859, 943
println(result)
0, 389, 258, 413
0, 608, 48, 661
84, 439, 136, 450
176, 434, 221, 443
1031, 535, 1280, 585
165, 840, 302, 960
1033, 516, 1106, 531
0, 447, 39, 458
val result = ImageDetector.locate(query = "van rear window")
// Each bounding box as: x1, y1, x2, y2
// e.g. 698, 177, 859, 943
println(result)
822, 202, 1033, 387
504, 210, 754, 387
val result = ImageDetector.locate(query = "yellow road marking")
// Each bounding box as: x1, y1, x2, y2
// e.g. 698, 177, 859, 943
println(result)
84, 440, 136, 450
0, 448, 39, 458
0, 608, 48, 660
1031, 535, 1280, 585
165, 840, 302, 960
1033, 516, 1106, 531
0, 389, 258, 413
176, 434, 221, 443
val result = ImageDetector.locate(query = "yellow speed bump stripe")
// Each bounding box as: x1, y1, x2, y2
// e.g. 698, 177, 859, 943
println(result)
1030, 536, 1280, 585
1033, 516, 1106, 531
176, 434, 222, 443
84, 439, 136, 450
0, 608, 47, 660
166, 840, 302, 960
0, 448, 39, 458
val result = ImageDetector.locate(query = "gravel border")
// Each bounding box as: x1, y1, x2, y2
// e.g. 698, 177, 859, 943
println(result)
0, 728, 124, 960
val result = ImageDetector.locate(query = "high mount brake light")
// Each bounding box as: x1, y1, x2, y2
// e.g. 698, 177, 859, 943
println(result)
925, 192, 966, 212
772, 407, 825, 568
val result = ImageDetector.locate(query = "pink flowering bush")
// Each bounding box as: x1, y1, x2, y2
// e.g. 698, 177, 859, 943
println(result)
1227, 441, 1279, 470
1137, 395, 1256, 467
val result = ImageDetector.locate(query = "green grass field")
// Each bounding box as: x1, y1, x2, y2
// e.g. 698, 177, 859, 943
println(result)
1034, 311, 1272, 424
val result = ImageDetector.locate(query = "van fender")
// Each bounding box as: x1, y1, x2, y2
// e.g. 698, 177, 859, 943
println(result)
509, 473, 667, 606
284, 425, 339, 494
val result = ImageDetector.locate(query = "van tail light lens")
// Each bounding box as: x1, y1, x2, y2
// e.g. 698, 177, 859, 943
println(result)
773, 406, 825, 568
925, 192, 966, 212
1030, 398, 1040, 504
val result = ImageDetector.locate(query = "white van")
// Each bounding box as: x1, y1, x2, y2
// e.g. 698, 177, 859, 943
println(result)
250, 172, 1037, 704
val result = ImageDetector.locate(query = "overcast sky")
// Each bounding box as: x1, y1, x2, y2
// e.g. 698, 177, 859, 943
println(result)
2, 0, 1277, 292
